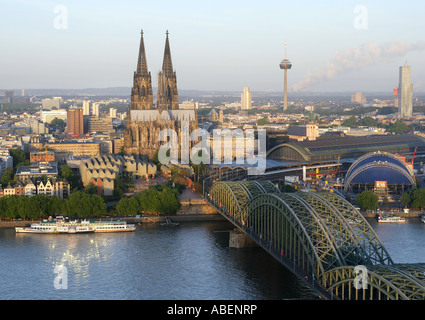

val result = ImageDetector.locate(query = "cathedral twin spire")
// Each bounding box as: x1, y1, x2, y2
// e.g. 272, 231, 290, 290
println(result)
131, 30, 178, 111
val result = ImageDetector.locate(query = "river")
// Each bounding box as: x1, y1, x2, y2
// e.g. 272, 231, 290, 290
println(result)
0, 218, 423, 300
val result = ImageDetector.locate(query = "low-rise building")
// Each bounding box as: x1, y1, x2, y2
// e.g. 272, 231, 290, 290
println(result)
16, 163, 58, 180
47, 141, 100, 157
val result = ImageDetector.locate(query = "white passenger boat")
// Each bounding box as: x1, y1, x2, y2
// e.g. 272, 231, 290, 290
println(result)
377, 216, 406, 223
15, 221, 94, 234
15, 219, 136, 234
89, 220, 136, 232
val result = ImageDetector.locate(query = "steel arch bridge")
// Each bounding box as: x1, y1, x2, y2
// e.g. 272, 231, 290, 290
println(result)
207, 180, 425, 300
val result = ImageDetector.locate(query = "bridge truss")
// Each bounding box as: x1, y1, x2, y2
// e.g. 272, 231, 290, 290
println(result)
208, 180, 425, 300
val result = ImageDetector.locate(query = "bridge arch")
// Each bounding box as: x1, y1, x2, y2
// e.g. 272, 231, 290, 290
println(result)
322, 264, 425, 300
208, 180, 280, 220
207, 180, 425, 300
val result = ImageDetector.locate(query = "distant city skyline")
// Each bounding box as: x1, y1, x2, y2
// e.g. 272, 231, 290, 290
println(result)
1, 0, 425, 93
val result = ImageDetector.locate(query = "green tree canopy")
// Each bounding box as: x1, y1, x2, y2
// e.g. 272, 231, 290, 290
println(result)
50, 117, 65, 126
409, 188, 425, 209
354, 190, 379, 211
59, 164, 80, 189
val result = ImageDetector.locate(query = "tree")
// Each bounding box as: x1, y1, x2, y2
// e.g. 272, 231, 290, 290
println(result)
343, 116, 358, 128
84, 182, 97, 195
387, 120, 409, 134
361, 116, 378, 128
134, 185, 181, 215
50, 117, 65, 126
354, 190, 379, 211
0, 167, 15, 186
116, 197, 140, 216
257, 118, 270, 125
400, 192, 411, 208
410, 188, 425, 209
64, 191, 106, 218
60, 165, 79, 189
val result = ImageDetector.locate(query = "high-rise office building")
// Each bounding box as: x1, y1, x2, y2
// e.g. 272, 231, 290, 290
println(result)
398, 62, 413, 118
351, 92, 366, 104
241, 87, 252, 110
109, 108, 117, 118
91, 103, 100, 117
66, 107, 84, 135
82, 100, 91, 115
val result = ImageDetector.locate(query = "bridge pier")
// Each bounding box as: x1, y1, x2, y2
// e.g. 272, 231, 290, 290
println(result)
229, 230, 258, 248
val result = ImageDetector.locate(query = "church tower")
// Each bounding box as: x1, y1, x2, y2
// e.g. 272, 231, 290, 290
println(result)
130, 30, 153, 111
124, 30, 198, 161
157, 31, 179, 112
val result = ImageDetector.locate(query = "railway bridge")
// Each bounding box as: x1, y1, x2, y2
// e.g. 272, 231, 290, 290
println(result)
207, 180, 425, 300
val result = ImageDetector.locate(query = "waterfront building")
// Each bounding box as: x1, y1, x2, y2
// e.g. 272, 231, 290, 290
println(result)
0, 178, 69, 198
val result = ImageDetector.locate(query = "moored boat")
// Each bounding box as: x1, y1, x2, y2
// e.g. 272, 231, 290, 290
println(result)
15, 219, 136, 234
160, 217, 179, 227
378, 216, 406, 223
15, 222, 94, 234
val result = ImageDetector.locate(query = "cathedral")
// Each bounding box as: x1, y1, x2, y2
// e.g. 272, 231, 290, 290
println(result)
124, 30, 198, 160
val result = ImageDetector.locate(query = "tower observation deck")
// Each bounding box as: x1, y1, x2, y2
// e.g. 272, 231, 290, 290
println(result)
279, 42, 292, 112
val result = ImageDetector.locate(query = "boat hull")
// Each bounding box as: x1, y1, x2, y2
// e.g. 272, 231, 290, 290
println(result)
15, 227, 94, 234
378, 217, 406, 223
15, 220, 136, 234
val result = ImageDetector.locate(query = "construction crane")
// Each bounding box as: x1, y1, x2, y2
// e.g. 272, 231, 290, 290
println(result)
411, 147, 417, 165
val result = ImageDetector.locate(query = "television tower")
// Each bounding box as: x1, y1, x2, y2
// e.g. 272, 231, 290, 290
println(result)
279, 42, 292, 111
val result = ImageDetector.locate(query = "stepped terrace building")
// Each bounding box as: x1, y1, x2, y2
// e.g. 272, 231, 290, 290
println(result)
79, 155, 156, 196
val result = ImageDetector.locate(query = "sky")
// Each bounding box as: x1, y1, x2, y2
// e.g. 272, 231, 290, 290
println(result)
1, 0, 425, 93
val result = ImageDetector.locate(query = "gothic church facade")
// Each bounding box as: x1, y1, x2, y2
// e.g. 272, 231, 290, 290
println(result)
124, 31, 198, 160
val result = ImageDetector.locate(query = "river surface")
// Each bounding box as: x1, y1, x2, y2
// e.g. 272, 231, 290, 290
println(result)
0, 218, 424, 300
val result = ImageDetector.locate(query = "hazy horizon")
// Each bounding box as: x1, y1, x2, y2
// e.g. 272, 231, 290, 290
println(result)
1, 1, 424, 93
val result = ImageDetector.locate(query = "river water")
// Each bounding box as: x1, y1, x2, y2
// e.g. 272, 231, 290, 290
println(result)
0, 218, 424, 300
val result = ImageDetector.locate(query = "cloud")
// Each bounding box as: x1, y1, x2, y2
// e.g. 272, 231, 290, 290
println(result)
293, 41, 425, 91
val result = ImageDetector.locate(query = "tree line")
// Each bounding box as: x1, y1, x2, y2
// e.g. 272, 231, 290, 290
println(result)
353, 187, 425, 211
116, 184, 181, 216
0, 192, 106, 220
